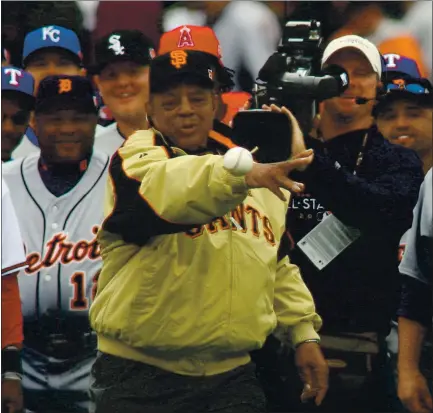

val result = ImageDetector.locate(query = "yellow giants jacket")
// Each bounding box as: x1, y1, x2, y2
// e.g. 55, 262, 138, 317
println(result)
89, 128, 322, 376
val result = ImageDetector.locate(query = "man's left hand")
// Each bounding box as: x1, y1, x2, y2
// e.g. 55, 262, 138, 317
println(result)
295, 342, 329, 406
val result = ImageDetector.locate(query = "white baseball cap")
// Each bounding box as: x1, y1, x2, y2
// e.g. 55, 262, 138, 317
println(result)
321, 35, 382, 78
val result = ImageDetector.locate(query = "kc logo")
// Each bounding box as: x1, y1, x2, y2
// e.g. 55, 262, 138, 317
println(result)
108, 34, 125, 56
58, 79, 72, 93
178, 26, 194, 48
4, 68, 22, 86
170, 50, 187, 69
42, 26, 61, 43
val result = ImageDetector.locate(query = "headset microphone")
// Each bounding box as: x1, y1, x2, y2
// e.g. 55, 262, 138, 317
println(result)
355, 97, 372, 105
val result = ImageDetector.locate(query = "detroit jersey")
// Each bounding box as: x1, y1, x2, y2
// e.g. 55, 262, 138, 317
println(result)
2, 150, 109, 412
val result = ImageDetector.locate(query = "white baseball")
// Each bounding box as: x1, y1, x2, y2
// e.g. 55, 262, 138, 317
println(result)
223, 147, 253, 176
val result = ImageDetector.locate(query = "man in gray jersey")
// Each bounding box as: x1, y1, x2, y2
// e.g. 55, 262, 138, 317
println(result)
3, 75, 109, 413
397, 168, 432, 413
375, 54, 433, 413
11, 25, 106, 160
90, 30, 155, 155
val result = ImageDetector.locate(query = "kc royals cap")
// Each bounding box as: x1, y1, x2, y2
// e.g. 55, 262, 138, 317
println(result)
35, 75, 97, 114
158, 25, 234, 91
2, 66, 35, 108
150, 50, 216, 93
91, 30, 156, 74
322, 35, 382, 78
22, 25, 82, 67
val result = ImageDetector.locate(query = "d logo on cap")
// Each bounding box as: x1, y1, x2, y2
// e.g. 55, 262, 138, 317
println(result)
170, 50, 187, 69
58, 79, 72, 93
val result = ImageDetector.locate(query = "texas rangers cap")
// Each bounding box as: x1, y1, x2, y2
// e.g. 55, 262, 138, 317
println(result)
158, 25, 234, 91
2, 66, 35, 102
91, 30, 156, 74
150, 50, 216, 93
322, 35, 382, 78
383, 54, 422, 79
35, 75, 97, 114
23, 25, 82, 67
375, 55, 432, 112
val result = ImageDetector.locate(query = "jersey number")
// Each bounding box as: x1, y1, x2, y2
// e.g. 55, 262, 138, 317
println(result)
69, 271, 99, 310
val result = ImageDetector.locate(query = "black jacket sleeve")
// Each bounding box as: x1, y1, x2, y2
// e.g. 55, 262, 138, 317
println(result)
296, 141, 424, 234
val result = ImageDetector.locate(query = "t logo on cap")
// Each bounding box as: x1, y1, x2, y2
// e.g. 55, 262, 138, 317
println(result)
42, 26, 61, 43
178, 26, 194, 48
384, 53, 401, 69
170, 50, 187, 69
58, 79, 72, 93
4, 68, 23, 86
108, 35, 125, 56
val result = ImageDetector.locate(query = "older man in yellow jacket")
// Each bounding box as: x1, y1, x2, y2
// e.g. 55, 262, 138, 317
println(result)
89, 49, 328, 413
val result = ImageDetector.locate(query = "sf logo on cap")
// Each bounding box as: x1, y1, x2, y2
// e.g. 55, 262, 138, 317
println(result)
108, 34, 125, 56
58, 79, 72, 93
170, 50, 187, 69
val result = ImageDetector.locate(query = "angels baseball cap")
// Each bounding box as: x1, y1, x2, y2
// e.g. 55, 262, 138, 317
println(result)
91, 30, 156, 74
150, 50, 216, 93
322, 35, 382, 77
22, 25, 82, 67
159, 25, 222, 62
158, 25, 234, 91
35, 75, 97, 114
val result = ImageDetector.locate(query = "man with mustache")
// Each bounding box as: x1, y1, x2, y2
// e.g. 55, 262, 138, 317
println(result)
2, 75, 110, 413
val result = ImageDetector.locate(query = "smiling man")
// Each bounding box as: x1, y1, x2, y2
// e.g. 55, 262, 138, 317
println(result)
2, 75, 110, 413
376, 54, 432, 174
88, 49, 329, 413
91, 30, 155, 155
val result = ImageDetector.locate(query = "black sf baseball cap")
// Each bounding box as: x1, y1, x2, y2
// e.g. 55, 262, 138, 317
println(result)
91, 30, 156, 74
35, 75, 98, 114
150, 50, 217, 94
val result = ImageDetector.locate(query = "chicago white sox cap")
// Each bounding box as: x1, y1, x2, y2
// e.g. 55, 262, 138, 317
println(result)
22, 25, 82, 67
322, 35, 382, 78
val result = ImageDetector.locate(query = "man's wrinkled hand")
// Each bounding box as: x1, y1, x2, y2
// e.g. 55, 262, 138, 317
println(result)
398, 369, 433, 413
2, 379, 23, 413
295, 342, 329, 406
245, 149, 314, 201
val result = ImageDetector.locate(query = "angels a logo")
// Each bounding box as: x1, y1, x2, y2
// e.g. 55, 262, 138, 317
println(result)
178, 26, 194, 48
25, 226, 101, 274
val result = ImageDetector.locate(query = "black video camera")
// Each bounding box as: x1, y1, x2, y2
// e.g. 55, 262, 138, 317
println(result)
232, 20, 349, 163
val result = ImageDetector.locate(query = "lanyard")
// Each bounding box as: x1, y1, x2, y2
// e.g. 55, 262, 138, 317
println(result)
320, 132, 368, 176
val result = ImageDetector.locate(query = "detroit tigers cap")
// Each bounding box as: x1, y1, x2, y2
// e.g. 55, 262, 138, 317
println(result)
91, 30, 156, 75
35, 75, 97, 114
22, 25, 82, 67
158, 25, 234, 91
150, 50, 216, 93
322, 35, 382, 78
2, 65, 35, 99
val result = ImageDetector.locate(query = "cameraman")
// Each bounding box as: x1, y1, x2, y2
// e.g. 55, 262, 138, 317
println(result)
275, 35, 425, 412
